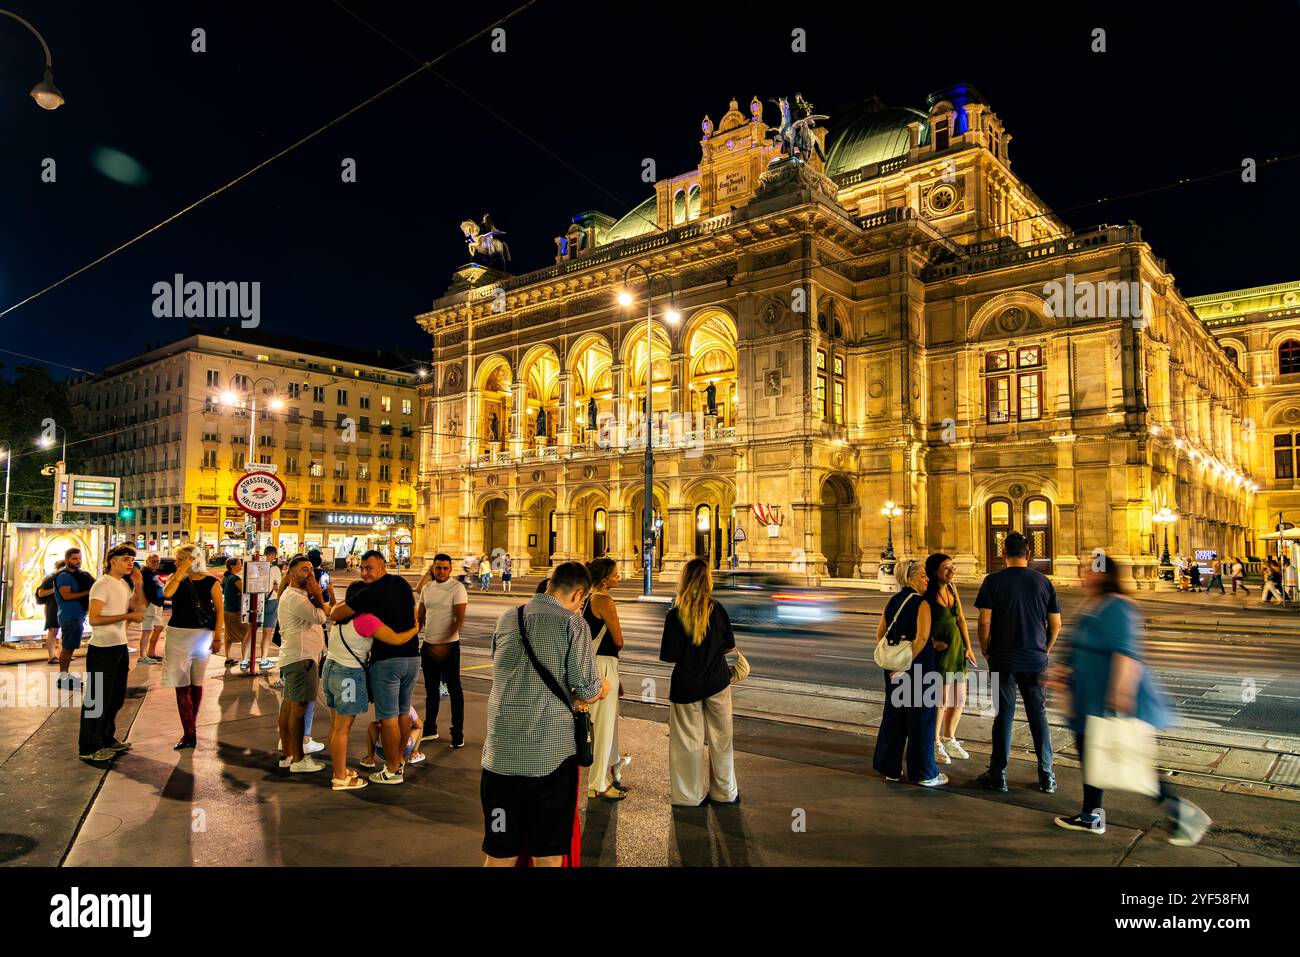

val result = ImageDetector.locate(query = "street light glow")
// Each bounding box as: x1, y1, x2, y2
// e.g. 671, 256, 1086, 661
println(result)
664, 306, 681, 324
268, 398, 286, 412
616, 290, 634, 307
220, 391, 238, 405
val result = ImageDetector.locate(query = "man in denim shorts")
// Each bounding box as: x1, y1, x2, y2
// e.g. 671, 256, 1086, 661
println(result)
329, 551, 417, 785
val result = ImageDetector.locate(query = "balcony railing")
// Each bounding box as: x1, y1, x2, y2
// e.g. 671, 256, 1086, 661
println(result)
470, 424, 739, 467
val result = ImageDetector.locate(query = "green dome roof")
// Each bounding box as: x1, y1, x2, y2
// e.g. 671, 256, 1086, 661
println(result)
823, 105, 926, 177
605, 194, 658, 243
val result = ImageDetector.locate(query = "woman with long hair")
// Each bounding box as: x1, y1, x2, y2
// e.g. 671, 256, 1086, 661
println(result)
871, 558, 945, 786
924, 553, 976, 765
583, 557, 631, 800
221, 556, 250, 669
659, 557, 740, 807
161, 544, 224, 750
1052, 555, 1211, 844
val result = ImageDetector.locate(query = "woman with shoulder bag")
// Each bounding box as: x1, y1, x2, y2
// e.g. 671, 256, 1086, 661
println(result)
871, 558, 946, 787
1051, 556, 1211, 844
659, 558, 741, 807
583, 558, 633, 800
161, 545, 224, 750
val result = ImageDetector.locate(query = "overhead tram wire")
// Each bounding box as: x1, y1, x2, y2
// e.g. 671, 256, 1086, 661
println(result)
0, 1, 541, 326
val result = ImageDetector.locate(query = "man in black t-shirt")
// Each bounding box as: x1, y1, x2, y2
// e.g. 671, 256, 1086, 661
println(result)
329, 550, 417, 784
973, 532, 1061, 794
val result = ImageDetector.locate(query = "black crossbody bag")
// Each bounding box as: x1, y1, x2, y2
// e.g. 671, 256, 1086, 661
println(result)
516, 605, 593, 767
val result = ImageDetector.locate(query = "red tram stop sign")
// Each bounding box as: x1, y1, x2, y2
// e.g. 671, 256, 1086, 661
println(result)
233, 470, 286, 517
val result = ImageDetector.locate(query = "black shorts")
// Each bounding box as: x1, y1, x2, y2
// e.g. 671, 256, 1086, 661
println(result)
480, 757, 578, 860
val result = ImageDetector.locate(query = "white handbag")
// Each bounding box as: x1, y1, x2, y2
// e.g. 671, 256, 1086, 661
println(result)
1083, 713, 1160, 797
873, 593, 917, 671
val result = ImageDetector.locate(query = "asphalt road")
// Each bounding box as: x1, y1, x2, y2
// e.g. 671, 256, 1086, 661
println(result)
333, 573, 1300, 737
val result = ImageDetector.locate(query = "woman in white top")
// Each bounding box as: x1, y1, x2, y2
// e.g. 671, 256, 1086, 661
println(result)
584, 557, 631, 799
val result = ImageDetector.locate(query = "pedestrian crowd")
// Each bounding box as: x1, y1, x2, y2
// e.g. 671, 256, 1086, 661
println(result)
40, 528, 1256, 863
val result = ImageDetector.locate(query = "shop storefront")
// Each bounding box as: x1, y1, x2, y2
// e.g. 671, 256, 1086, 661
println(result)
305, 509, 415, 567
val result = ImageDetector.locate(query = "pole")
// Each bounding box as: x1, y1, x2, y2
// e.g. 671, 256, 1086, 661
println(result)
643, 287, 654, 598
246, 393, 260, 676
0, 445, 10, 641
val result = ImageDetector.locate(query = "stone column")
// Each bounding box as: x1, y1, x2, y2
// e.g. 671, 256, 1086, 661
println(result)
509, 378, 525, 459
558, 372, 573, 447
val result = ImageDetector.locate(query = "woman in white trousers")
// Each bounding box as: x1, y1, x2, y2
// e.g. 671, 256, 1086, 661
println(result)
660, 558, 740, 807
583, 558, 631, 799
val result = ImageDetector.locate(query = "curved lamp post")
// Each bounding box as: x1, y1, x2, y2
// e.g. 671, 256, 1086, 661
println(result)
880, 500, 902, 561
0, 9, 64, 109
617, 264, 679, 598
1153, 506, 1178, 580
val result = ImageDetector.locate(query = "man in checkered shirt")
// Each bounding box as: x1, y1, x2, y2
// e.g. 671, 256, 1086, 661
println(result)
481, 561, 607, 866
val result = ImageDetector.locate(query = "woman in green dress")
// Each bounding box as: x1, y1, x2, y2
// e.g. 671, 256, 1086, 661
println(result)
924, 553, 977, 765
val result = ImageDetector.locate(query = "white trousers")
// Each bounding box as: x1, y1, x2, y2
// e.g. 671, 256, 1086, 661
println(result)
1262, 581, 1285, 603
668, 685, 738, 806
588, 655, 621, 792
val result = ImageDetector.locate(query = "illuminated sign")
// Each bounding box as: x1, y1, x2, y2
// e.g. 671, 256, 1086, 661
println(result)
308, 511, 415, 528
66, 475, 120, 514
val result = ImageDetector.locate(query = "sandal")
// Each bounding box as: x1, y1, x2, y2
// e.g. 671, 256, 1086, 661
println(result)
407, 752, 426, 765
359, 755, 377, 769
332, 774, 368, 790
587, 786, 627, 801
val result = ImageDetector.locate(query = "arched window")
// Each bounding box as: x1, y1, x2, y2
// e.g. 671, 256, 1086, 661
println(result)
1277, 433, 1297, 480
1279, 339, 1300, 375
1223, 345, 1239, 369
672, 189, 687, 225
687, 184, 702, 220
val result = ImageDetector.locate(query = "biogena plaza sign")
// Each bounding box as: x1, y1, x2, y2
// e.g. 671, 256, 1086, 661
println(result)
233, 472, 285, 514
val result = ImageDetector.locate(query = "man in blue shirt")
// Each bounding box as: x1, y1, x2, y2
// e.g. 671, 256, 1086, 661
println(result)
974, 532, 1061, 794
54, 547, 96, 689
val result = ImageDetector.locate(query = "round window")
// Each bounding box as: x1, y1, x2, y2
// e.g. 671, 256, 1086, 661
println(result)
929, 184, 957, 212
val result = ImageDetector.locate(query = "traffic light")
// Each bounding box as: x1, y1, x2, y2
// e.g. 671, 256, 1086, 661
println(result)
118, 507, 134, 521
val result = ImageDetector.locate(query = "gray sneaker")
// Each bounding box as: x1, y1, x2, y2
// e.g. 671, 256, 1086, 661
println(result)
1169, 800, 1212, 846
369, 766, 404, 785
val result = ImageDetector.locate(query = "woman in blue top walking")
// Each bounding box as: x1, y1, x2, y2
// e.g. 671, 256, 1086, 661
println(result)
1051, 555, 1211, 845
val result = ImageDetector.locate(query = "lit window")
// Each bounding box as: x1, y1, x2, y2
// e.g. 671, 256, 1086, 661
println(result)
1018, 373, 1042, 421
1017, 346, 1041, 367
1280, 340, 1300, 375
1276, 433, 1296, 480
816, 350, 827, 371
380, 396, 392, 412
986, 351, 1010, 372
987, 377, 1010, 424
816, 375, 827, 418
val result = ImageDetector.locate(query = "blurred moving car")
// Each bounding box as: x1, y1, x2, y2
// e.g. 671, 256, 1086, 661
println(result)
712, 570, 837, 631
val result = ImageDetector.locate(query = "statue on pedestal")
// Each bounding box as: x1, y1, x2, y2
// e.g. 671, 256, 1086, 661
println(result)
586, 397, 597, 431
460, 213, 512, 271
769, 94, 827, 164
489, 412, 500, 442
536, 407, 548, 439
705, 381, 718, 416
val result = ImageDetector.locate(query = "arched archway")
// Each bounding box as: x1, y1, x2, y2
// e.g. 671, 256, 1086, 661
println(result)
475, 356, 512, 449
1023, 496, 1054, 575
520, 346, 560, 450
685, 309, 739, 429
522, 489, 557, 569
820, 474, 859, 577
622, 321, 674, 428
569, 334, 613, 442
986, 497, 1013, 572
684, 477, 736, 570
482, 497, 508, 560
569, 488, 611, 563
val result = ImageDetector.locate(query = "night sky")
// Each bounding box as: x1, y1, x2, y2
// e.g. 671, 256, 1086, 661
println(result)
2, 1, 1298, 381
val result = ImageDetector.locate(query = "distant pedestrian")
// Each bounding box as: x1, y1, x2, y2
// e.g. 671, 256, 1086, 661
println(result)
54, 547, 95, 689
584, 557, 631, 800
974, 531, 1060, 794
35, 559, 65, 664
1051, 555, 1211, 846
1188, 559, 1201, 591
418, 553, 468, 748
136, 553, 166, 664
481, 561, 605, 866
1262, 558, 1285, 604
1204, 556, 1225, 594
161, 545, 223, 750
501, 553, 513, 593
871, 558, 945, 787
1230, 557, 1248, 595
660, 557, 743, 806
479, 556, 492, 592
258, 545, 282, 671
925, 553, 976, 766
80, 545, 146, 762
221, 557, 250, 669
1284, 556, 1297, 602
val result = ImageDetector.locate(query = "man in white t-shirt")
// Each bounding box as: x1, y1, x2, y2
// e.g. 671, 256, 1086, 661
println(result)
418, 553, 469, 748
81, 545, 146, 762
276, 556, 330, 773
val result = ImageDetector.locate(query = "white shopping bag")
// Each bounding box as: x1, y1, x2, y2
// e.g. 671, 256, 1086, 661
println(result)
1084, 714, 1160, 797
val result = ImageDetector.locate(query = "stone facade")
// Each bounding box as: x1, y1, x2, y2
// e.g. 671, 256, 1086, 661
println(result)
414, 86, 1257, 587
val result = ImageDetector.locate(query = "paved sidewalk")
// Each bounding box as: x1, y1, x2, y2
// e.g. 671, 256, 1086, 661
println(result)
1, 654, 1289, 867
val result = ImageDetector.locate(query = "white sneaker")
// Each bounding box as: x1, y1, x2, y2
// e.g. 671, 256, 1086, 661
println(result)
278, 756, 292, 768
935, 740, 951, 764
289, 756, 325, 773
276, 738, 282, 750
943, 737, 970, 760
916, 773, 948, 787
304, 739, 325, 755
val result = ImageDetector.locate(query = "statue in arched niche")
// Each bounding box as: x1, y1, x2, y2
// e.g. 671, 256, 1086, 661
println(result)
587, 396, 598, 431
489, 411, 500, 442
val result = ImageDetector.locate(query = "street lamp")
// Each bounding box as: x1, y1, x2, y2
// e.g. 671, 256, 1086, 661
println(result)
220, 377, 285, 676
1153, 506, 1178, 578
0, 9, 64, 109
617, 263, 680, 597
880, 500, 903, 561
